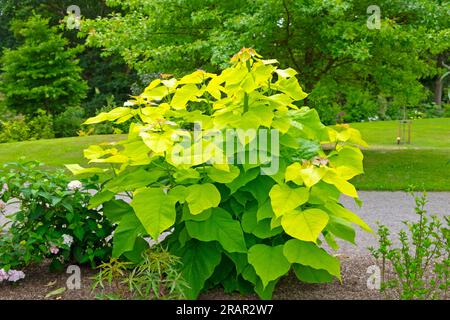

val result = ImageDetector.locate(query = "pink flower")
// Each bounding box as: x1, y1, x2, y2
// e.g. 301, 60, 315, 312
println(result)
50, 246, 59, 255
0, 269, 8, 282
7, 270, 25, 282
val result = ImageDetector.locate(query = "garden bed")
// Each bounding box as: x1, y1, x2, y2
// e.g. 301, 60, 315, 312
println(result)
0, 254, 385, 300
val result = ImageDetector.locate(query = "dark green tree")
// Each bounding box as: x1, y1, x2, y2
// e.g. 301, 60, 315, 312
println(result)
0, 15, 87, 115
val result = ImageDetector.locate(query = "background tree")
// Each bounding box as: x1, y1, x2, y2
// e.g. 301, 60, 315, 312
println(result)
0, 0, 136, 116
0, 15, 87, 115
81, 0, 450, 123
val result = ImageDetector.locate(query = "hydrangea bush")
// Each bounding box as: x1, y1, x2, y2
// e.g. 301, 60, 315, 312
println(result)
0, 161, 113, 273
70, 48, 371, 299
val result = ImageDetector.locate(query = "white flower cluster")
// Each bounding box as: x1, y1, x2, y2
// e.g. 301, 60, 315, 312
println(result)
67, 180, 83, 191
62, 234, 74, 247
0, 269, 25, 283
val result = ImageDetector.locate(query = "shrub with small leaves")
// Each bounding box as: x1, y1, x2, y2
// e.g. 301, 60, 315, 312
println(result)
369, 191, 450, 300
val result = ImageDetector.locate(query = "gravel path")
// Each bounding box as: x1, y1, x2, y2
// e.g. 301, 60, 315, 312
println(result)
1, 191, 449, 254
337, 191, 449, 256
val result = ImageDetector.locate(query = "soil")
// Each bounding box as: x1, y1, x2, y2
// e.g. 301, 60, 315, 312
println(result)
0, 254, 388, 300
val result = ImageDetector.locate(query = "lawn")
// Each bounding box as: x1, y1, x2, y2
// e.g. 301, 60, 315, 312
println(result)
0, 118, 448, 191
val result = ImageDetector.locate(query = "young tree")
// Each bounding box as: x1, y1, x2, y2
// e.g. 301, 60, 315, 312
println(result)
0, 15, 87, 115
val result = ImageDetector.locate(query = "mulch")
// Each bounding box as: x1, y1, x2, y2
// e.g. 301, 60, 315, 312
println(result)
0, 254, 388, 300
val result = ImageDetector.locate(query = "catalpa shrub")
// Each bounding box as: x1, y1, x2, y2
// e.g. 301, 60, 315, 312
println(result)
69, 48, 371, 299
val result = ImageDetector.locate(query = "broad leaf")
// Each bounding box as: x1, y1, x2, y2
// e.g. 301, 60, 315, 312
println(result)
185, 208, 247, 253
269, 184, 309, 217
131, 187, 176, 240
283, 239, 340, 279
248, 244, 291, 288
281, 208, 329, 242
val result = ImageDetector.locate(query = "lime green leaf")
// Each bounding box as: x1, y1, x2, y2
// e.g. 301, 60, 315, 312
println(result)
185, 183, 221, 215
130, 188, 176, 240
88, 190, 115, 209
185, 208, 246, 253
103, 199, 133, 223
284, 163, 304, 185
65, 164, 107, 176
206, 166, 240, 183
326, 215, 356, 244
299, 166, 326, 188
281, 209, 329, 242
322, 169, 358, 198
242, 205, 283, 239
269, 184, 309, 217
175, 240, 222, 299
324, 201, 372, 232
112, 213, 146, 258
275, 68, 297, 78
104, 168, 164, 193
293, 264, 334, 283
171, 84, 200, 109
283, 239, 340, 279
248, 244, 291, 288
226, 167, 259, 194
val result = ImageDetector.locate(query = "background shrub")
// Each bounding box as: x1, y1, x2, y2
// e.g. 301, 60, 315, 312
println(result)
54, 106, 85, 138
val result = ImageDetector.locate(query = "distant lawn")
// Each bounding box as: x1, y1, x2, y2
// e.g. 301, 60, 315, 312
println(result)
0, 118, 448, 191
351, 118, 450, 149
0, 135, 125, 168
351, 149, 450, 191
350, 118, 450, 191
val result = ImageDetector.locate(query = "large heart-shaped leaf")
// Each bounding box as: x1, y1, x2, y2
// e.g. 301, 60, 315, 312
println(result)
281, 208, 329, 242
248, 244, 291, 288
269, 184, 309, 217
283, 239, 340, 279
185, 208, 246, 253
185, 183, 221, 215
130, 187, 176, 240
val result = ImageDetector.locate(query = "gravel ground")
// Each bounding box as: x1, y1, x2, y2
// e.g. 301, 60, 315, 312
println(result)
0, 191, 448, 300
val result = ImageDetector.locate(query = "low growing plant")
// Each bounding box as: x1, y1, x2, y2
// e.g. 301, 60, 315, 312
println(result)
0, 161, 113, 272
369, 191, 449, 299
70, 48, 371, 299
92, 246, 188, 300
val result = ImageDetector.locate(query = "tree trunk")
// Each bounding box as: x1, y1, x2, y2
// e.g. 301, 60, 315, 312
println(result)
435, 55, 444, 105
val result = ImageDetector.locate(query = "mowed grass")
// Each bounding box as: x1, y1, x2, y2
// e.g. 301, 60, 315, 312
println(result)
0, 134, 125, 168
351, 118, 450, 149
0, 118, 448, 191
350, 118, 450, 191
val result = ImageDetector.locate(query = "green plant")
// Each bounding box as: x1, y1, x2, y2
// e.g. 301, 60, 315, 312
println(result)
70, 48, 371, 299
92, 246, 188, 300
54, 106, 86, 138
0, 110, 55, 142
87, 95, 130, 135
0, 161, 113, 271
27, 109, 55, 140
369, 191, 449, 299
0, 115, 31, 142
0, 15, 87, 115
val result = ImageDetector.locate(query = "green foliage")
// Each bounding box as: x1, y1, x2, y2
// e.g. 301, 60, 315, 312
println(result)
0, 15, 87, 115
0, 110, 55, 143
369, 191, 450, 299
0, 161, 113, 271
92, 247, 188, 300
54, 106, 86, 138
82, 0, 450, 123
71, 49, 371, 299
